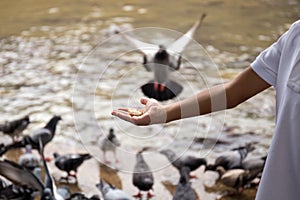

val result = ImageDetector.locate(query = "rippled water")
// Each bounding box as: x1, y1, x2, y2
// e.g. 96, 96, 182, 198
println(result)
0, 0, 299, 199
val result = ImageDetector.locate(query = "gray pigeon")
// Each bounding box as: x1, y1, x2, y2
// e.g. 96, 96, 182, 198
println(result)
206, 143, 255, 171
96, 179, 133, 200
53, 152, 92, 182
18, 144, 40, 171
160, 149, 207, 177
117, 14, 206, 101
0, 115, 62, 156
0, 115, 30, 142
173, 167, 196, 200
132, 148, 154, 198
98, 128, 120, 164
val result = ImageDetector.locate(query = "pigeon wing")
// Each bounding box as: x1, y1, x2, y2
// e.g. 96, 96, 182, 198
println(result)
167, 14, 206, 54
118, 31, 159, 56
0, 159, 44, 193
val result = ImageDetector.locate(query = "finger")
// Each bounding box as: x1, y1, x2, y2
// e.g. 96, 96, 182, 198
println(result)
117, 107, 129, 112
111, 110, 133, 122
140, 97, 150, 105
111, 109, 128, 116
131, 115, 151, 126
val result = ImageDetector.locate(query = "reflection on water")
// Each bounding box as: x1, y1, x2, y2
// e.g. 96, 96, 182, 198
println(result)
0, 0, 299, 199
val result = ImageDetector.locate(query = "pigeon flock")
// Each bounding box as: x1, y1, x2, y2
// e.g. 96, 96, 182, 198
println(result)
0, 13, 267, 200
0, 114, 267, 200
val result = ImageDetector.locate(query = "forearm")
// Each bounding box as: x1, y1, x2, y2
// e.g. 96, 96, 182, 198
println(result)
165, 83, 228, 122
165, 66, 271, 123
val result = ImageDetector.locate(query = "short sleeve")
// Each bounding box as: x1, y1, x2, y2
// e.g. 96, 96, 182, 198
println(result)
250, 21, 299, 87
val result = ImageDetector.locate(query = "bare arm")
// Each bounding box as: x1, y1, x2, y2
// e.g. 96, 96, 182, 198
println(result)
111, 66, 271, 125
165, 66, 271, 122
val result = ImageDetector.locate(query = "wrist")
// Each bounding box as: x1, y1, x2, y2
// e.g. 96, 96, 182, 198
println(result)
164, 102, 180, 123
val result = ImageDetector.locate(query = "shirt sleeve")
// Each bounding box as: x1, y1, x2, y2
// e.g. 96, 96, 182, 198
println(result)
250, 21, 299, 87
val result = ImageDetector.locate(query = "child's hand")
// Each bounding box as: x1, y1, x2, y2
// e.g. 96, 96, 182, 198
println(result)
111, 97, 167, 126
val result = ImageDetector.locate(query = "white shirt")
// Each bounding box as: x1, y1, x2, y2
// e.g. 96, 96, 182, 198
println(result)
251, 20, 300, 200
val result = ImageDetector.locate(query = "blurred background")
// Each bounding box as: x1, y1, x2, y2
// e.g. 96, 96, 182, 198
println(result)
0, 0, 299, 199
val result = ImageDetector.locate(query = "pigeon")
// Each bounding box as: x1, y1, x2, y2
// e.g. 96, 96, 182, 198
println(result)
0, 137, 70, 200
0, 159, 44, 199
241, 156, 267, 185
205, 143, 255, 171
117, 14, 206, 101
0, 176, 36, 200
0, 182, 36, 200
68, 193, 101, 200
132, 148, 154, 198
173, 166, 196, 200
216, 166, 259, 193
98, 128, 120, 164
96, 179, 133, 200
0, 115, 30, 142
0, 115, 62, 156
241, 156, 267, 172
159, 149, 207, 177
18, 144, 40, 171
53, 152, 92, 182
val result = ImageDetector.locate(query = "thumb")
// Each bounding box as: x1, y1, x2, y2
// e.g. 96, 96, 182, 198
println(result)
140, 97, 150, 105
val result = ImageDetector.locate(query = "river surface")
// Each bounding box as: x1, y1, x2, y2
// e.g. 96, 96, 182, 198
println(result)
0, 0, 299, 199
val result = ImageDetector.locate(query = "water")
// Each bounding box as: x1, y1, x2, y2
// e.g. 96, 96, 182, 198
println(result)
0, 0, 299, 199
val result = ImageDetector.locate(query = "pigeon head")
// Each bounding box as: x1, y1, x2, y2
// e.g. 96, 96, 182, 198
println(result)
53, 152, 60, 159
159, 149, 177, 160
245, 143, 255, 153
42, 188, 54, 200
44, 115, 62, 133
107, 128, 120, 147
25, 144, 33, 154
155, 45, 168, 61
107, 128, 115, 141
22, 115, 30, 125
96, 180, 111, 196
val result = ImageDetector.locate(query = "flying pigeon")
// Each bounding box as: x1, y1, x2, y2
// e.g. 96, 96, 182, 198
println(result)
0, 115, 62, 156
205, 143, 255, 171
117, 14, 206, 101
0, 115, 30, 142
98, 128, 120, 164
132, 148, 154, 198
159, 149, 207, 178
18, 144, 40, 171
53, 152, 92, 182
96, 179, 133, 200
173, 166, 196, 200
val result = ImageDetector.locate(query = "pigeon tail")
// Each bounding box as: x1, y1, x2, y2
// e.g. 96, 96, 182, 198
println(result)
141, 80, 183, 101
81, 153, 92, 161
0, 138, 28, 156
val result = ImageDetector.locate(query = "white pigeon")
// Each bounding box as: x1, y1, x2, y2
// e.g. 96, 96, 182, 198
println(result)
18, 144, 40, 171
98, 128, 120, 164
